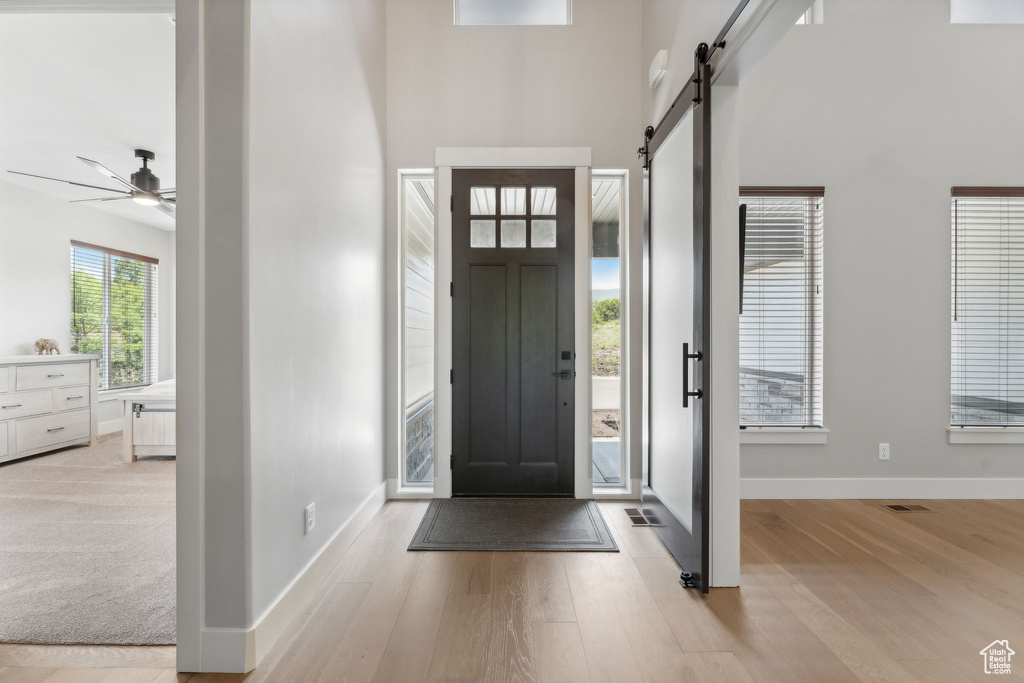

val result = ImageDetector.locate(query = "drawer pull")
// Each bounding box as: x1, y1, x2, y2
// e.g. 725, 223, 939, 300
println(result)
66, 394, 84, 400
47, 426, 65, 432
47, 372, 65, 378
2, 402, 23, 409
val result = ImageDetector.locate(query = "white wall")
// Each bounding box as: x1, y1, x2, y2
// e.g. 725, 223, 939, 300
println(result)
0, 179, 175, 429
385, 0, 644, 481
247, 0, 387, 626
738, 0, 1024, 484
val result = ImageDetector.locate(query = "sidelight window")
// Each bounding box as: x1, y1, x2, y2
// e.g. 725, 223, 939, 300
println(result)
739, 189, 824, 428
402, 174, 437, 486
951, 189, 1024, 426
592, 173, 626, 487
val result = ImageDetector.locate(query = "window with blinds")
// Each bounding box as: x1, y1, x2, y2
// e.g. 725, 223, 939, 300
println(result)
739, 188, 824, 427
951, 189, 1024, 426
70, 240, 158, 390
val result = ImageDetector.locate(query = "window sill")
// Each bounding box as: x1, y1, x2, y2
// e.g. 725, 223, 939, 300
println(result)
948, 428, 1024, 445
740, 427, 829, 445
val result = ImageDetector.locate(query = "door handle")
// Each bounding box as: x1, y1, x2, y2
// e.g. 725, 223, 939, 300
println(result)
682, 342, 703, 407
552, 370, 573, 379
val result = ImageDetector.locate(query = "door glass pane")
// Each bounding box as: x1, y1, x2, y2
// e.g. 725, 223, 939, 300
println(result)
649, 110, 695, 531
591, 177, 622, 486
403, 175, 435, 485
471, 220, 496, 247
531, 187, 557, 215
501, 187, 526, 215
501, 219, 526, 247
471, 187, 496, 215
532, 219, 557, 248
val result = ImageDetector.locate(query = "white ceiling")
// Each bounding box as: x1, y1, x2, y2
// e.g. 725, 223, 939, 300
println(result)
0, 12, 175, 230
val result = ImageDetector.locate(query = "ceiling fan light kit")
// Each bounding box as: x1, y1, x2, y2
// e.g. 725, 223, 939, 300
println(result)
8, 148, 175, 218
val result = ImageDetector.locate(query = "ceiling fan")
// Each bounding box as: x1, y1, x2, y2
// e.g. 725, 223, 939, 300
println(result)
8, 149, 175, 218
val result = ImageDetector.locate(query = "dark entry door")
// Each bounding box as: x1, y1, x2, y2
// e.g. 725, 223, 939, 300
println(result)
452, 169, 575, 496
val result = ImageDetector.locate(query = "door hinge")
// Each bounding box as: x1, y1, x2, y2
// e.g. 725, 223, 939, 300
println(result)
450, 454, 454, 470
450, 195, 453, 212
450, 281, 453, 297
450, 369, 453, 384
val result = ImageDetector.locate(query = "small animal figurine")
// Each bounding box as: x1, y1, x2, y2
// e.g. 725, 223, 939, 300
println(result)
35, 338, 61, 355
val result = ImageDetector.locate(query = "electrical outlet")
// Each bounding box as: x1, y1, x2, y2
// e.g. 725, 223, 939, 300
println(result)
879, 443, 890, 461
304, 502, 315, 535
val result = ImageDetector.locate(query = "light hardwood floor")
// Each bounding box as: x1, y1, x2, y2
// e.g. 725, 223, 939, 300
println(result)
2, 498, 1023, 682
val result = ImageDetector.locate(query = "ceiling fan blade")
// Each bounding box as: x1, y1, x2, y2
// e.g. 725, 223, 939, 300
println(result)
7, 170, 126, 194
155, 201, 176, 218
69, 195, 132, 203
77, 156, 139, 192
157, 188, 175, 194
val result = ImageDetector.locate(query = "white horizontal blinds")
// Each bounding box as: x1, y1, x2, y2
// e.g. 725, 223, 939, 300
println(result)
739, 189, 824, 427
70, 241, 158, 390
951, 190, 1024, 426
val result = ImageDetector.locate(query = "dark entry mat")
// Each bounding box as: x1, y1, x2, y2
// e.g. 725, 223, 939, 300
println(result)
408, 498, 618, 552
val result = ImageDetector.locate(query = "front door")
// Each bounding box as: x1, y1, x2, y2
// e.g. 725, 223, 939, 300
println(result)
452, 169, 575, 496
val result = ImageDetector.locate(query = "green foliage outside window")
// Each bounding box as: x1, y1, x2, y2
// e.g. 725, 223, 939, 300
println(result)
70, 247, 152, 389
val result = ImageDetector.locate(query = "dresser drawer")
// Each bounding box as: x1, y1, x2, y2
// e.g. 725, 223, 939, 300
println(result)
0, 389, 53, 420
0, 367, 9, 393
16, 362, 90, 391
56, 386, 90, 412
16, 409, 90, 452
0, 422, 7, 458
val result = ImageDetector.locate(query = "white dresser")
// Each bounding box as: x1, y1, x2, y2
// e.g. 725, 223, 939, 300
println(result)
0, 354, 99, 464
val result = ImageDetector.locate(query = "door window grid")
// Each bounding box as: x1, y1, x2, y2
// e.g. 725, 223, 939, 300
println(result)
467, 185, 557, 248
739, 190, 824, 427
951, 191, 1024, 426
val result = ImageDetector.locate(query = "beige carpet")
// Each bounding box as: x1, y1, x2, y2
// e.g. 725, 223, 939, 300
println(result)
0, 434, 175, 645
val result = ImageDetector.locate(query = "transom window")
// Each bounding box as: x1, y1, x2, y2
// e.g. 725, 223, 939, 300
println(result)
455, 0, 571, 26
70, 240, 158, 390
951, 189, 1024, 426
739, 188, 824, 427
468, 185, 557, 248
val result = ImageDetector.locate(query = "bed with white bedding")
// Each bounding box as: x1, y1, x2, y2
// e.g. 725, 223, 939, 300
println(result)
119, 379, 176, 462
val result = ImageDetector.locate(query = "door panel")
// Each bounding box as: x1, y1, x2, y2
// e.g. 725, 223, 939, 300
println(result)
650, 112, 695, 532
453, 168, 575, 496
520, 265, 558, 463
643, 59, 712, 591
469, 265, 507, 463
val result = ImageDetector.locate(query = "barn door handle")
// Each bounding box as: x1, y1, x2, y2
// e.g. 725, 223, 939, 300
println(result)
552, 370, 572, 379
682, 342, 703, 407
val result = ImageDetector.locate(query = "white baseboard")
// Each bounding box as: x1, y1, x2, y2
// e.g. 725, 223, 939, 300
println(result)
245, 480, 387, 671
741, 477, 1024, 500
98, 418, 123, 435
200, 627, 251, 673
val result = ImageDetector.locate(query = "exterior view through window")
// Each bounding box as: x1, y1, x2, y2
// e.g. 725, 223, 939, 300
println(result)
592, 175, 624, 485
403, 175, 436, 484
70, 241, 158, 390
455, 0, 571, 25
951, 190, 1024, 426
739, 190, 824, 427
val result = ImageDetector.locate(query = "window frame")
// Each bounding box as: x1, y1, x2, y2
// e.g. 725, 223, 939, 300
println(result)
399, 171, 437, 491
738, 187, 825, 439
69, 240, 158, 392
949, 187, 1024, 436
